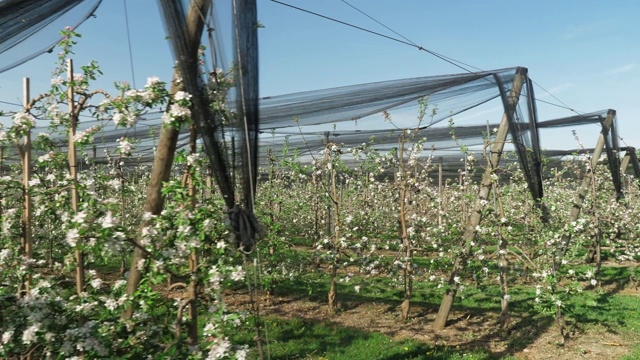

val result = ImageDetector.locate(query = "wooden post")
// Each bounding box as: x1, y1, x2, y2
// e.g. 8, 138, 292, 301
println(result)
123, 0, 211, 319
327, 142, 340, 316
433, 67, 528, 330
621, 151, 631, 192
438, 157, 443, 227
557, 110, 616, 260
627, 147, 640, 189
22, 77, 33, 295
119, 152, 127, 274
398, 131, 412, 321
323, 131, 332, 236
234, 0, 260, 212
621, 152, 631, 177
187, 123, 199, 347
68, 59, 85, 295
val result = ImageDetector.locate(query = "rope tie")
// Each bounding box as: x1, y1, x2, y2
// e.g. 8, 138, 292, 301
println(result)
226, 204, 261, 254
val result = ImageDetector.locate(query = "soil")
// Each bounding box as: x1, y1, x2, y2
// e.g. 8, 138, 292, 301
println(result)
223, 290, 639, 360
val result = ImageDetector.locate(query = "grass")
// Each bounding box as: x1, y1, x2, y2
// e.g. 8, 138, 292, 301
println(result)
221, 254, 640, 359
622, 346, 640, 360
232, 317, 513, 360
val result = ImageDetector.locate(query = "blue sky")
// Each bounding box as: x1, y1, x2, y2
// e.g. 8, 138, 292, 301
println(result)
1, 0, 639, 151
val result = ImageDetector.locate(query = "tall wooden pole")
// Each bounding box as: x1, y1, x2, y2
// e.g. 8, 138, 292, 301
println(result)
438, 157, 443, 227
187, 124, 198, 347
624, 147, 640, 188
433, 67, 528, 330
22, 77, 33, 295
323, 131, 332, 236
557, 110, 615, 260
398, 132, 412, 321
234, 0, 260, 212
68, 59, 85, 295
621, 152, 631, 178
123, 0, 211, 319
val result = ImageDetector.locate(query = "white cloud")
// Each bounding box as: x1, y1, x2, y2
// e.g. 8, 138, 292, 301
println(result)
606, 63, 636, 75
562, 24, 593, 40
538, 82, 574, 98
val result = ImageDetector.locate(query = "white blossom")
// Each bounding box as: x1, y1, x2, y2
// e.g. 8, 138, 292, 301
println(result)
2, 330, 13, 344
99, 211, 115, 228
174, 91, 192, 101
145, 76, 161, 87
230, 266, 245, 281
206, 337, 231, 359
51, 76, 64, 86
21, 323, 40, 345
66, 228, 80, 247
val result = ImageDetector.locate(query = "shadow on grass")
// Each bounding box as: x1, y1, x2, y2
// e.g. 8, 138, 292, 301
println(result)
476, 264, 638, 358
252, 262, 638, 359
234, 316, 497, 360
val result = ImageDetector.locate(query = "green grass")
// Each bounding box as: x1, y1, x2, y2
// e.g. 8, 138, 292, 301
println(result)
622, 346, 640, 360
226, 259, 640, 358
232, 317, 512, 360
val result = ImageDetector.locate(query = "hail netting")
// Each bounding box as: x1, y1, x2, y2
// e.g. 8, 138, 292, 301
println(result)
604, 113, 622, 197
259, 68, 517, 129
257, 68, 522, 176
232, 0, 259, 213
156, 0, 235, 208
623, 147, 640, 183
1, 67, 546, 196
257, 67, 544, 201
494, 69, 544, 202
0, 0, 102, 74
230, 0, 261, 251
537, 109, 622, 197
7, 63, 621, 203
157, 0, 260, 252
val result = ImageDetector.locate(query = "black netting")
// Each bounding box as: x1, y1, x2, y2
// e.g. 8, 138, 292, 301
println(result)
158, 0, 236, 209
258, 68, 514, 129
232, 0, 260, 212
494, 68, 544, 202
6, 60, 629, 208
603, 111, 622, 197
0, 0, 101, 73
158, 0, 261, 252
623, 147, 640, 182
1, 67, 547, 202
536, 110, 622, 196
255, 68, 520, 168
535, 111, 609, 129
